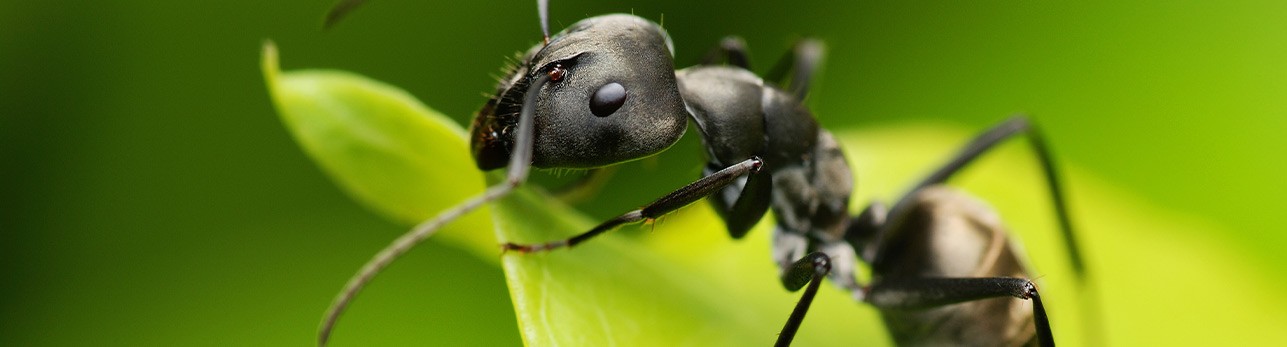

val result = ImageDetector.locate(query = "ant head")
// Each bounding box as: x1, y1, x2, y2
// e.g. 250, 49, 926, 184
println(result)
471, 14, 688, 170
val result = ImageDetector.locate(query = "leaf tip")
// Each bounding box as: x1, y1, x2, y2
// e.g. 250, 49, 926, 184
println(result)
261, 39, 280, 90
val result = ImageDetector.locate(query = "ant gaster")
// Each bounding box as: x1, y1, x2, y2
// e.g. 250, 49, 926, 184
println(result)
318, 1, 1086, 346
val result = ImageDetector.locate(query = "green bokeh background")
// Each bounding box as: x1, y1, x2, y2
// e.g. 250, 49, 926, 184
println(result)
4, 1, 1285, 345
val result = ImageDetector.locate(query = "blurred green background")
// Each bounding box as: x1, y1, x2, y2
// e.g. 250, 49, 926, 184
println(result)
4, 0, 1286, 345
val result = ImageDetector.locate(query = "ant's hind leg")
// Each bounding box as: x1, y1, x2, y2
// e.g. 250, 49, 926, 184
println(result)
867, 277, 1055, 347
774, 252, 832, 347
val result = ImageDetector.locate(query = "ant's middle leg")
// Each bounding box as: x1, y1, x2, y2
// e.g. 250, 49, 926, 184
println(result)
855, 116, 1085, 276
774, 251, 832, 347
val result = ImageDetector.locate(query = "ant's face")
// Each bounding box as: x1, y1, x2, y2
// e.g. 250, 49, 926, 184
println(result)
471, 14, 688, 170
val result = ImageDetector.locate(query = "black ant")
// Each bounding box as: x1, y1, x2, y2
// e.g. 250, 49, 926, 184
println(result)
316, 1, 1086, 346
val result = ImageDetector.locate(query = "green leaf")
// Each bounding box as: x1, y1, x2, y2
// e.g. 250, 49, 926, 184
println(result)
261, 41, 493, 256
492, 186, 890, 345
261, 41, 885, 345
262, 42, 1287, 346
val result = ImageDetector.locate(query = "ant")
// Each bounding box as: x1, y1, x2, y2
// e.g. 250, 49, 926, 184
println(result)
316, 1, 1086, 346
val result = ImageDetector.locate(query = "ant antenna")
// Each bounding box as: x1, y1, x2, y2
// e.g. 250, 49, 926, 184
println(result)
538, 0, 551, 45
317, 74, 553, 347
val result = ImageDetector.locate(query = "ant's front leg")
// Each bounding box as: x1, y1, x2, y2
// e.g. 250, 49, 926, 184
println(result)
764, 39, 825, 99
701, 36, 752, 69
502, 156, 764, 253
701, 36, 826, 100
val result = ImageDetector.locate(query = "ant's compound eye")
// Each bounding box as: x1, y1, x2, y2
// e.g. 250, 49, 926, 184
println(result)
590, 82, 627, 117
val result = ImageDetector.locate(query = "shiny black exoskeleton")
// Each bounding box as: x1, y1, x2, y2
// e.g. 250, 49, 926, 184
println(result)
320, 4, 1087, 347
